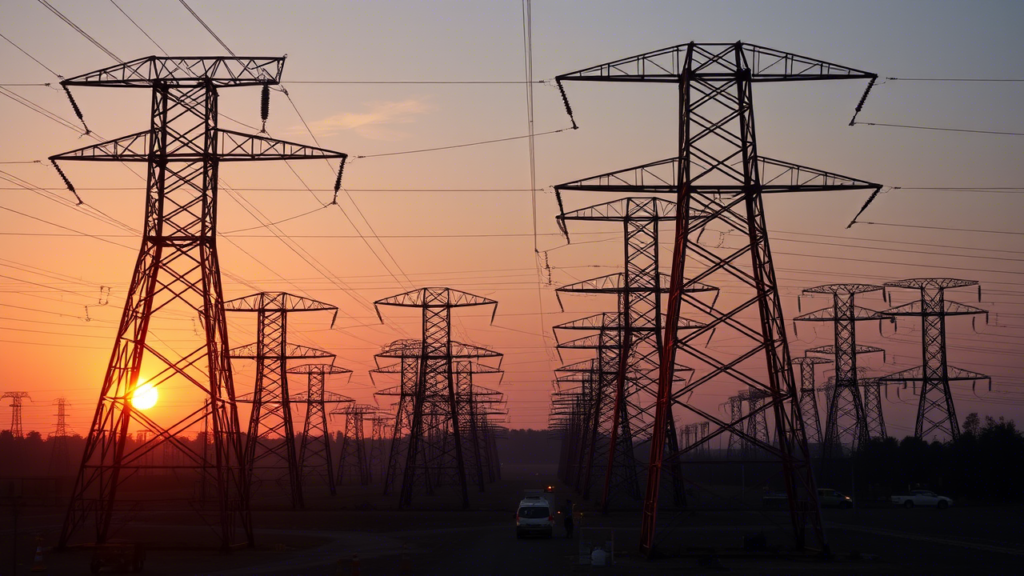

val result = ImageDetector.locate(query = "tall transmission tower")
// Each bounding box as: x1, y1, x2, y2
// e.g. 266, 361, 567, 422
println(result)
795, 284, 888, 458
49, 397, 72, 475
53, 57, 347, 549
288, 363, 353, 495
228, 292, 338, 509
333, 404, 378, 486
556, 42, 880, 555
724, 393, 745, 458
372, 288, 500, 508
2, 392, 30, 438
454, 361, 506, 493
552, 196, 717, 511
368, 412, 393, 484
552, 362, 600, 494
791, 356, 832, 447
879, 279, 989, 441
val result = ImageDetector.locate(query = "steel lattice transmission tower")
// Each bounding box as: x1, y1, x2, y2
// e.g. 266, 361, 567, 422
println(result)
332, 404, 378, 486
791, 356, 832, 447
288, 363, 353, 494
49, 397, 72, 475
53, 57, 347, 549
228, 292, 338, 509
879, 279, 989, 441
373, 288, 500, 508
556, 42, 880, 555
368, 412, 393, 484
2, 392, 30, 438
795, 284, 889, 458
552, 196, 717, 512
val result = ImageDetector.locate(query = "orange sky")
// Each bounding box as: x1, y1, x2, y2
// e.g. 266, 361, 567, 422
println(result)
0, 1, 1022, 435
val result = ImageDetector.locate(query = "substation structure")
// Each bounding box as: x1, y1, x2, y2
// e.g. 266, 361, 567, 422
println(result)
794, 284, 890, 460
878, 279, 989, 441
53, 56, 347, 549
371, 288, 505, 508
229, 292, 338, 509
551, 197, 717, 513
288, 364, 354, 494
554, 42, 881, 555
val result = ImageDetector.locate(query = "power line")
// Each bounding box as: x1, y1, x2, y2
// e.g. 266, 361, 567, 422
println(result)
109, 0, 169, 56
857, 222, 1023, 236
36, 0, 123, 63
0, 32, 61, 77
854, 121, 1024, 136
355, 128, 569, 158
178, 0, 235, 56
885, 77, 1024, 82
285, 80, 548, 85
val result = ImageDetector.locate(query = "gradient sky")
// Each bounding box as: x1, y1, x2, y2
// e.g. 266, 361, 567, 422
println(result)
0, 0, 1021, 435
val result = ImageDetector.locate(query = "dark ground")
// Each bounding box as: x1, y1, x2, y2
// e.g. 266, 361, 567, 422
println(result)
2, 463, 1021, 575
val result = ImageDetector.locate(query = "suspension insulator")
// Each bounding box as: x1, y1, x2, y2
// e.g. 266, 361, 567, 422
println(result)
63, 85, 90, 135
52, 161, 82, 205
556, 80, 577, 130
849, 75, 876, 126
261, 84, 270, 121
334, 159, 345, 194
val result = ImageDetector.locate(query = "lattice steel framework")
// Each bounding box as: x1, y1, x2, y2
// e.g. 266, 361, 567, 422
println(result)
2, 392, 29, 438
368, 413, 393, 484
724, 393, 745, 457
54, 57, 347, 549
287, 364, 352, 494
228, 292, 337, 509
49, 397, 72, 475
879, 279, 989, 441
372, 288, 500, 508
556, 42, 880, 554
453, 360, 506, 493
795, 284, 887, 458
791, 356, 832, 447
553, 196, 717, 511
332, 404, 378, 486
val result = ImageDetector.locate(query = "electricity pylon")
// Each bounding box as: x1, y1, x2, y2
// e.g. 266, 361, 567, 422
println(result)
724, 393, 745, 457
552, 196, 717, 512
453, 361, 506, 493
49, 397, 72, 475
795, 284, 888, 458
556, 42, 880, 555
879, 279, 989, 441
2, 392, 30, 438
373, 288, 500, 508
228, 292, 338, 509
288, 363, 353, 495
332, 404, 377, 486
53, 57, 346, 549
368, 412, 393, 483
791, 356, 833, 447
552, 362, 601, 493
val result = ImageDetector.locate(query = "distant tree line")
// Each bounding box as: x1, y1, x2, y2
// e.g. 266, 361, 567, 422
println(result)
848, 414, 1024, 501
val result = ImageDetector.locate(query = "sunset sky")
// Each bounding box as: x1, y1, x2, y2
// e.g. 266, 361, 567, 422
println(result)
0, 0, 1021, 435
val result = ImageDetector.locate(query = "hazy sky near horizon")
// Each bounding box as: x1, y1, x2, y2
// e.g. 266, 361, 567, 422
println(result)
0, 0, 1021, 435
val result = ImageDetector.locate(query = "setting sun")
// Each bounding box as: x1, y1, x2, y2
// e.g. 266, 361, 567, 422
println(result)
131, 383, 159, 410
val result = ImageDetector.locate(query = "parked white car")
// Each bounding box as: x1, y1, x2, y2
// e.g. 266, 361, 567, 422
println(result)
515, 496, 554, 538
891, 490, 953, 509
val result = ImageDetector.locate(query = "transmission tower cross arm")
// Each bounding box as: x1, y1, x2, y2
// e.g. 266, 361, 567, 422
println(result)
60, 56, 285, 88
50, 130, 345, 164
373, 287, 498, 322
229, 342, 336, 360
225, 292, 339, 326
556, 42, 874, 84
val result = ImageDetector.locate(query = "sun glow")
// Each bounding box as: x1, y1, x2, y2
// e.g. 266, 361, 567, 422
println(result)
131, 382, 159, 410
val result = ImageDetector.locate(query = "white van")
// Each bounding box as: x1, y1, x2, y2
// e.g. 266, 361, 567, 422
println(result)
515, 496, 554, 539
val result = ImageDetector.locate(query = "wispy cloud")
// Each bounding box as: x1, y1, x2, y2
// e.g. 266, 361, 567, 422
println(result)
302, 99, 430, 141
